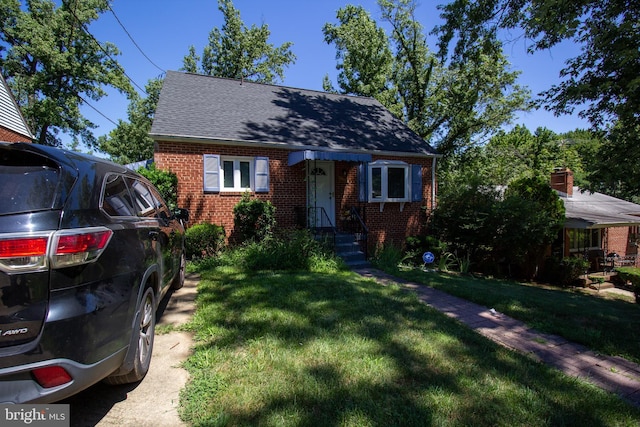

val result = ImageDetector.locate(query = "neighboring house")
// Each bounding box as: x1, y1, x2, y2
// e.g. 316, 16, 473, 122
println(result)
0, 74, 33, 143
150, 71, 439, 253
551, 168, 640, 269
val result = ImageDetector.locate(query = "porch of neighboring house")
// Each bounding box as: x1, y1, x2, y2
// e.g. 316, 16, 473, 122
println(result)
569, 226, 639, 291
552, 168, 640, 291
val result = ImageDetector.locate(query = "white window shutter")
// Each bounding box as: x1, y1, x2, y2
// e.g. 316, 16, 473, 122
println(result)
203, 154, 220, 192
255, 157, 269, 193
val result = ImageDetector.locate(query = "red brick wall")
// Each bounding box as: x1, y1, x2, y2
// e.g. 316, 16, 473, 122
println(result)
550, 168, 573, 196
606, 226, 638, 262
0, 126, 31, 143
155, 140, 435, 249
334, 155, 435, 251
155, 141, 306, 240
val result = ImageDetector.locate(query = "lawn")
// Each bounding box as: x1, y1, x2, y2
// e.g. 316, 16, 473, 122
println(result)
388, 267, 640, 365
179, 264, 640, 426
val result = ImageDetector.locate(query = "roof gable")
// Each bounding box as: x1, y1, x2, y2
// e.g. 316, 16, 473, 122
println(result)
151, 71, 437, 156
0, 74, 33, 141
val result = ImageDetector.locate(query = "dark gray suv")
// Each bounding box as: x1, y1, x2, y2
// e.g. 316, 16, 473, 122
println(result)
0, 142, 188, 403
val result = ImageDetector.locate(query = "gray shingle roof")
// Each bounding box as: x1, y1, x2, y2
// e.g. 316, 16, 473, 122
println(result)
560, 187, 640, 228
0, 74, 33, 140
151, 71, 437, 156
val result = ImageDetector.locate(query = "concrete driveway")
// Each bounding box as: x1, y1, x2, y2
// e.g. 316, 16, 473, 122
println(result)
63, 274, 198, 426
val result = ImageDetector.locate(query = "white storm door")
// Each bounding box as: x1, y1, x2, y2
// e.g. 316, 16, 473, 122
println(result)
308, 161, 335, 228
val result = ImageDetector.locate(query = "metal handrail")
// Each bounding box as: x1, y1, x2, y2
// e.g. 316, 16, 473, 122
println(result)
307, 207, 336, 232
348, 206, 368, 258
308, 207, 337, 247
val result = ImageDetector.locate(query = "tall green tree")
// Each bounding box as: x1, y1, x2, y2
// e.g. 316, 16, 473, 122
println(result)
0, 0, 133, 146
588, 122, 640, 202
322, 0, 529, 161
182, 0, 296, 84
322, 5, 396, 108
436, 0, 640, 132
432, 173, 565, 279
437, 0, 640, 199
97, 77, 162, 164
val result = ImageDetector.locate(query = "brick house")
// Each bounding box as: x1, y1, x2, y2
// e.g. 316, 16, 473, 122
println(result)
551, 168, 640, 269
150, 71, 439, 255
0, 74, 33, 143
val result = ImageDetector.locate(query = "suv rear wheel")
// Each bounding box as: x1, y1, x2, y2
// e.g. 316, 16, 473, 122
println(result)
104, 287, 156, 385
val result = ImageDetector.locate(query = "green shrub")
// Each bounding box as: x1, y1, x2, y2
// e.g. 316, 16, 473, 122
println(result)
238, 229, 341, 272
454, 252, 473, 274
437, 252, 456, 271
371, 243, 406, 271
233, 193, 276, 243
616, 267, 640, 302
185, 223, 226, 259
616, 267, 640, 286
405, 235, 447, 266
539, 256, 589, 287
137, 163, 178, 211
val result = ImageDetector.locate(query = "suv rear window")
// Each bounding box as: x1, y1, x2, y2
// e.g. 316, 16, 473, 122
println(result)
0, 152, 60, 215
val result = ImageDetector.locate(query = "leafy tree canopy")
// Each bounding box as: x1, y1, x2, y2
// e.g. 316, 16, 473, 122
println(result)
442, 124, 602, 191
98, 77, 162, 164
0, 0, 134, 146
432, 173, 565, 279
181, 0, 296, 84
436, 0, 640, 131
588, 122, 640, 203
322, 0, 530, 162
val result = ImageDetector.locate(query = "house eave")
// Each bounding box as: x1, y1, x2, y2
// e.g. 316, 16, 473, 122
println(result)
150, 133, 442, 159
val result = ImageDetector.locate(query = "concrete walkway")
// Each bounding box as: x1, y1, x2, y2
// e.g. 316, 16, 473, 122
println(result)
353, 267, 640, 408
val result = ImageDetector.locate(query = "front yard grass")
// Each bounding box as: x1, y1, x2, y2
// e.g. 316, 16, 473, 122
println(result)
389, 267, 640, 365
179, 265, 640, 426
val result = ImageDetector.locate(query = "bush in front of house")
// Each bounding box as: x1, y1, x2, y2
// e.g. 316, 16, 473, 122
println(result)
233, 192, 276, 243
540, 256, 589, 287
185, 223, 226, 259
615, 267, 640, 302
137, 163, 178, 211
238, 229, 343, 272
431, 175, 565, 280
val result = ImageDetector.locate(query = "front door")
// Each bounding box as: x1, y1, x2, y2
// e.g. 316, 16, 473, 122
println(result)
307, 161, 335, 228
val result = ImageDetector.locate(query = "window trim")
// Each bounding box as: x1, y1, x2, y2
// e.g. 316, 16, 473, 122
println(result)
568, 228, 601, 252
203, 154, 269, 193
367, 160, 410, 203
221, 157, 254, 192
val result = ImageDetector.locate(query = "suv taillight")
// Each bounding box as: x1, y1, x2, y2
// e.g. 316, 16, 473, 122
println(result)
0, 227, 113, 273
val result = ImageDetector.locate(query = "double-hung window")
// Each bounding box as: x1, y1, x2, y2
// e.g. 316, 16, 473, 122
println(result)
368, 161, 410, 203
222, 158, 253, 191
203, 154, 269, 193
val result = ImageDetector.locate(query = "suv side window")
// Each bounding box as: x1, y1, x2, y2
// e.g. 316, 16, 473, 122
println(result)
127, 178, 157, 218
147, 185, 172, 221
102, 174, 136, 217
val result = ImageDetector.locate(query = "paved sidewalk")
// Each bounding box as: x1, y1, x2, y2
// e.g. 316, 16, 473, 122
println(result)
353, 267, 640, 408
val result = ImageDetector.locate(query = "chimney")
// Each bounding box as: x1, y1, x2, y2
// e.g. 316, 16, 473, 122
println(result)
550, 167, 574, 197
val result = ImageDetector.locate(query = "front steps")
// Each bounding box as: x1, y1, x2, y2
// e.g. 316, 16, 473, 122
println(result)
334, 233, 370, 268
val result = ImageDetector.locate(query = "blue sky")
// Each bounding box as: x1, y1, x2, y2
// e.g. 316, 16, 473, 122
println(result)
81, 0, 589, 150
